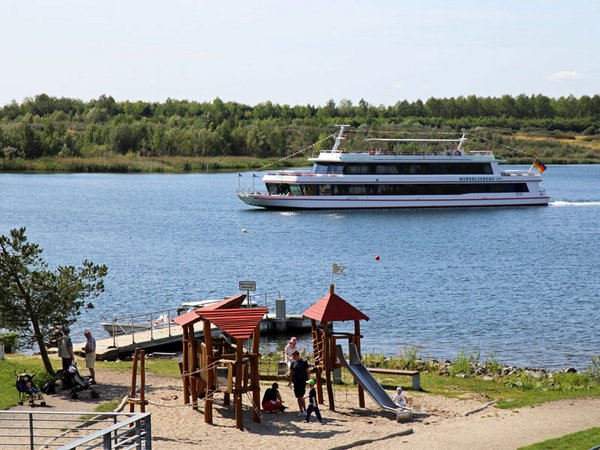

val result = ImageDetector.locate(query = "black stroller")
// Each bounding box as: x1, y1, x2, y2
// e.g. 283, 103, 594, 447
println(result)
15, 372, 46, 407
64, 363, 100, 399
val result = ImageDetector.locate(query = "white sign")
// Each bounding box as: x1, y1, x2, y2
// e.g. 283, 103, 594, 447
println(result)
239, 280, 256, 291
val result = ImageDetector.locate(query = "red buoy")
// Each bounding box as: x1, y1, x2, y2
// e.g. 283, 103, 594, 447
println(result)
375, 255, 380, 261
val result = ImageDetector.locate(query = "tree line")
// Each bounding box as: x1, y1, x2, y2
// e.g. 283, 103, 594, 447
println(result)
1, 93, 599, 160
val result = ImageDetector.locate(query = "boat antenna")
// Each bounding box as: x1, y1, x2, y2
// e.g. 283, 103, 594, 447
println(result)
332, 125, 351, 153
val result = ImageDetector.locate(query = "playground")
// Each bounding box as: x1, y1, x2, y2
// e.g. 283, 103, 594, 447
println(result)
10, 367, 600, 449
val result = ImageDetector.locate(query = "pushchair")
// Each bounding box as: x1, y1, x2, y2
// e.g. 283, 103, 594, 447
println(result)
15, 372, 46, 407
64, 363, 100, 399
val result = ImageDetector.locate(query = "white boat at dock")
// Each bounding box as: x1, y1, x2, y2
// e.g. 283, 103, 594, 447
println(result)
237, 126, 550, 209
101, 293, 312, 337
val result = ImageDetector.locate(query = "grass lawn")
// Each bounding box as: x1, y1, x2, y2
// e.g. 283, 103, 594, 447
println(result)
519, 427, 600, 450
3, 353, 600, 415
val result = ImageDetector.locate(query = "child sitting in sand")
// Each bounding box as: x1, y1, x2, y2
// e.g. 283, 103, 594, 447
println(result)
393, 387, 410, 409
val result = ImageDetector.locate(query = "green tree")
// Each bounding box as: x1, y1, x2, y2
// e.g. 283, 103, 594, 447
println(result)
0, 228, 107, 375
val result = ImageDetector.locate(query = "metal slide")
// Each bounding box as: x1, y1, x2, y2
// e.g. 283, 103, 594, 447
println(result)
336, 343, 400, 413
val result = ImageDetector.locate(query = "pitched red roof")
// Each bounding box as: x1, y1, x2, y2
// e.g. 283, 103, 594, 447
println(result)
197, 308, 268, 340
173, 310, 202, 327
302, 292, 369, 322
201, 294, 247, 311
173, 294, 247, 327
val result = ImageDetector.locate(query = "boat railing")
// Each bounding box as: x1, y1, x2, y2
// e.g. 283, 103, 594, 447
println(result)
502, 170, 540, 177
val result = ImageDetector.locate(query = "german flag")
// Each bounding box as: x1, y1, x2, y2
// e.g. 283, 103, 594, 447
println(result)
533, 159, 547, 173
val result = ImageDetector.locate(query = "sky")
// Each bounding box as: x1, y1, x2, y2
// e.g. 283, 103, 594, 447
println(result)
0, 0, 598, 107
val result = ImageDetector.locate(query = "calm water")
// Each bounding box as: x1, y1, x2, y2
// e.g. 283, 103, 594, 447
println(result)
1, 165, 599, 370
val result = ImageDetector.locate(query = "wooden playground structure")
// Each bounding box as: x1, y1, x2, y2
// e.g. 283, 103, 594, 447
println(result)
173, 294, 267, 430
302, 284, 369, 411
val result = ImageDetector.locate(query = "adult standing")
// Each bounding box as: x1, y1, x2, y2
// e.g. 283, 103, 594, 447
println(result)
284, 337, 298, 367
82, 329, 96, 383
57, 327, 74, 387
288, 350, 310, 416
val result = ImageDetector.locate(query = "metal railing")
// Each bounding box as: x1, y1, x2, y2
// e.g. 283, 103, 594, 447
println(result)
0, 410, 151, 449
103, 293, 281, 347
103, 307, 181, 348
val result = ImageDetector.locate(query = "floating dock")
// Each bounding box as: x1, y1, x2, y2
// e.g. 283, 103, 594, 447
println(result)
78, 310, 312, 361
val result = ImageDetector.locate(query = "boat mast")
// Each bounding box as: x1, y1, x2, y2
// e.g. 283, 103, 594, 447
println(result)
332, 125, 350, 153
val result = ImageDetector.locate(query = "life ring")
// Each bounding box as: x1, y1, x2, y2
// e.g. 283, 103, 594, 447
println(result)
454, 150, 461, 156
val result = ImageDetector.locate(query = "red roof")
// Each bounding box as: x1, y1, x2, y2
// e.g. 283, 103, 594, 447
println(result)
173, 294, 247, 327
302, 292, 369, 322
173, 310, 201, 327
201, 294, 247, 310
197, 308, 268, 340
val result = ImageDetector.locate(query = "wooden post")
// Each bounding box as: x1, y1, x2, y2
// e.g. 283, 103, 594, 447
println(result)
139, 350, 146, 413
129, 349, 139, 413
188, 324, 198, 411
251, 326, 261, 423
355, 320, 365, 408
323, 321, 335, 411
311, 319, 324, 404
181, 327, 190, 405
235, 338, 243, 431
203, 319, 213, 424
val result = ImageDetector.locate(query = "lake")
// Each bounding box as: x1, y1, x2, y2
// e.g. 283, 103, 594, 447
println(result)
1, 165, 599, 370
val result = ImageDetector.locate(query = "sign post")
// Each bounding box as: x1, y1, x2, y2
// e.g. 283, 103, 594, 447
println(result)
239, 281, 256, 307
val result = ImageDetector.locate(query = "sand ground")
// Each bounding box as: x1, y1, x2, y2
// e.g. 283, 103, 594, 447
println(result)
9, 368, 600, 449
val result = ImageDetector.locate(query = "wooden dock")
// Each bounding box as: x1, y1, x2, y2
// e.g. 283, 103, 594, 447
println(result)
74, 324, 188, 361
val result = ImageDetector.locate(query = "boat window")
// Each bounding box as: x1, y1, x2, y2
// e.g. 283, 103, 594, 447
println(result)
317, 183, 530, 196
301, 184, 318, 196
313, 163, 343, 174
289, 184, 302, 196
319, 184, 332, 195
344, 164, 371, 174
266, 183, 290, 195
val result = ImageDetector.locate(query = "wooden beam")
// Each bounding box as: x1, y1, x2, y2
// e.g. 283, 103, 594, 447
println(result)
203, 320, 213, 424
355, 321, 365, 408
129, 348, 139, 413
252, 326, 261, 423
188, 324, 198, 411
181, 327, 190, 405
139, 350, 146, 413
235, 338, 244, 431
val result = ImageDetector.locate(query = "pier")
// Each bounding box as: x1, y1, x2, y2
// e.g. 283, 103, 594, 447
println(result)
76, 294, 312, 360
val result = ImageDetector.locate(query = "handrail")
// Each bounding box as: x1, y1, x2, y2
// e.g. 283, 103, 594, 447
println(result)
0, 411, 151, 449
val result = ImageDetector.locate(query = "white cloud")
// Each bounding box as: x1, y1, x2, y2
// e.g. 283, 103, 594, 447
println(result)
393, 82, 404, 89
545, 71, 583, 81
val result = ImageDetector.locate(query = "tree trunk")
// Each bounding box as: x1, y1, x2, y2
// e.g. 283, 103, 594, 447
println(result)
31, 316, 55, 375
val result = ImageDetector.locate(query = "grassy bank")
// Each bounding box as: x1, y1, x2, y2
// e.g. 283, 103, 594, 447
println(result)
520, 427, 600, 450
2, 352, 600, 411
0, 155, 309, 174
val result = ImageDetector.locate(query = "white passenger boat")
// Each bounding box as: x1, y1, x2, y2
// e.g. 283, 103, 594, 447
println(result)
237, 126, 550, 209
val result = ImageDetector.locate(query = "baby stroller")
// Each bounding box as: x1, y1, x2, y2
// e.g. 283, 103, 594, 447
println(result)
15, 372, 46, 407
65, 363, 100, 399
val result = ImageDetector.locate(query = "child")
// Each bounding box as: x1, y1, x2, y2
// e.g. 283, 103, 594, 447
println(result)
393, 386, 409, 408
305, 379, 323, 424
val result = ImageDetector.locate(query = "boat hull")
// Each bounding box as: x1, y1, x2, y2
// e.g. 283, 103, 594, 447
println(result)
238, 193, 550, 209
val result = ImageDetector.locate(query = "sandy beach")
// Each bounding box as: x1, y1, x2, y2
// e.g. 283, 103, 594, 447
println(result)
10, 368, 600, 450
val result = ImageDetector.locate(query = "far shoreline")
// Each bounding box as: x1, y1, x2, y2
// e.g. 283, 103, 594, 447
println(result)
0, 155, 597, 174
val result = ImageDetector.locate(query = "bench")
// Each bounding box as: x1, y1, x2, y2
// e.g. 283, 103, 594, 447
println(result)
367, 368, 421, 391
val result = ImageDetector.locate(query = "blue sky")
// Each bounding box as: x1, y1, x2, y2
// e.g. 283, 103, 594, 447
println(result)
0, 0, 597, 107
